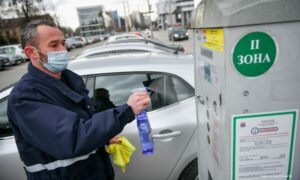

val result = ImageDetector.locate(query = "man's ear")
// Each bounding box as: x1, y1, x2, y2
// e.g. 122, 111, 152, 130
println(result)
24, 46, 38, 60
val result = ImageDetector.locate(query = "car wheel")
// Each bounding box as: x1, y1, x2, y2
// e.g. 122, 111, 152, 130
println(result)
0, 64, 4, 71
178, 159, 198, 180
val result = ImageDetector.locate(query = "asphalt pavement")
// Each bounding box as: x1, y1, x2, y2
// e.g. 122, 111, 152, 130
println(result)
0, 30, 194, 89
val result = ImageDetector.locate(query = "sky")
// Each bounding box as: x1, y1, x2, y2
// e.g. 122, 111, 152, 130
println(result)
50, 0, 159, 30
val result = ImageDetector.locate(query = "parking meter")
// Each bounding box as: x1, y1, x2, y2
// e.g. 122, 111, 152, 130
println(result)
192, 0, 300, 179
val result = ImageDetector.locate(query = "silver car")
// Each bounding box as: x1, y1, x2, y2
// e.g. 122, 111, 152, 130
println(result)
76, 43, 177, 59
0, 45, 28, 65
0, 53, 198, 180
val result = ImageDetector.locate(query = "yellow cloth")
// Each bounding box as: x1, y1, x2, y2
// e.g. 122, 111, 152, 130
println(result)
106, 136, 136, 172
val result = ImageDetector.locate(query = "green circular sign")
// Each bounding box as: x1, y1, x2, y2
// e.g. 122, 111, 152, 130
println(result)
232, 32, 277, 77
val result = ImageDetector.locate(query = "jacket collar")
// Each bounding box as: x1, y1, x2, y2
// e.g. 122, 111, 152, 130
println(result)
28, 63, 84, 103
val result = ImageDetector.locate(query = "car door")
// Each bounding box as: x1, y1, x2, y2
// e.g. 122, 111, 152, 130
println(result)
86, 72, 195, 180
0, 86, 26, 180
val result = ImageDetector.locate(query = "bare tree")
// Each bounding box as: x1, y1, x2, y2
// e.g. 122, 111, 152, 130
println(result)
2, 0, 45, 22
15, 0, 44, 21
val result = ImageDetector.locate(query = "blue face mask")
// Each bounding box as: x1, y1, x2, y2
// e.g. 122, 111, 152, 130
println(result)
35, 48, 69, 73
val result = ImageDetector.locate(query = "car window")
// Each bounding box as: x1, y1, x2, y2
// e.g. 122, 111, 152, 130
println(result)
173, 28, 186, 33
0, 98, 13, 138
82, 77, 87, 85
92, 73, 194, 112
86, 77, 95, 98
0, 47, 15, 55
0, 48, 6, 54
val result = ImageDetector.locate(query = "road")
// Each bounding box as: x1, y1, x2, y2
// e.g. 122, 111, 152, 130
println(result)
0, 30, 194, 89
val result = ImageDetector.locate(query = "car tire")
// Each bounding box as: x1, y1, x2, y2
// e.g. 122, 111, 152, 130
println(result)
178, 159, 198, 180
0, 64, 4, 71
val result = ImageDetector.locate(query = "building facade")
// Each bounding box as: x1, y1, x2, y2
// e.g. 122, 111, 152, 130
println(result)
157, 0, 194, 29
76, 5, 106, 37
131, 11, 146, 30
110, 10, 121, 30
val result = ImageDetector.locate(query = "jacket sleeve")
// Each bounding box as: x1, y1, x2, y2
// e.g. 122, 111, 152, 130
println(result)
8, 97, 135, 159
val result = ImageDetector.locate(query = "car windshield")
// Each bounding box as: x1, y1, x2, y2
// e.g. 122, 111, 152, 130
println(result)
173, 28, 186, 33
0, 47, 15, 54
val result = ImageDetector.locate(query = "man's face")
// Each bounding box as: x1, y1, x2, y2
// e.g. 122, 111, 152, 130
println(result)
35, 25, 66, 53
24, 24, 67, 70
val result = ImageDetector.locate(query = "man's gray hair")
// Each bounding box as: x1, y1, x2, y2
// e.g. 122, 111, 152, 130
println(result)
20, 19, 57, 49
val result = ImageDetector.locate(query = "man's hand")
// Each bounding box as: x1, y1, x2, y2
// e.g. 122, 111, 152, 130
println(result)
127, 91, 150, 115
109, 136, 121, 144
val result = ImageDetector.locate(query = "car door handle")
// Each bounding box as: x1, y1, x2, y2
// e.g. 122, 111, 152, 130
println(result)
152, 130, 182, 139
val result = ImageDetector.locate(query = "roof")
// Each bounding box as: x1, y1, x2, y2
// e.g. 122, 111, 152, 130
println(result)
68, 52, 194, 86
77, 43, 174, 58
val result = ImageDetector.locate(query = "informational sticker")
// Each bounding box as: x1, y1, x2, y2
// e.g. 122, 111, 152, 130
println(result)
232, 110, 298, 180
232, 31, 277, 77
201, 29, 224, 52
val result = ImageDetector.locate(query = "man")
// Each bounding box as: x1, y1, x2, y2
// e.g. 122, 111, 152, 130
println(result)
7, 19, 150, 180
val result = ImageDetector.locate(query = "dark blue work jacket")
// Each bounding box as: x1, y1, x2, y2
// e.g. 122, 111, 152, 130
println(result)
7, 63, 135, 180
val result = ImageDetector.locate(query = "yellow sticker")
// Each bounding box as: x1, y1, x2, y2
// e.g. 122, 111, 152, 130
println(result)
201, 29, 224, 52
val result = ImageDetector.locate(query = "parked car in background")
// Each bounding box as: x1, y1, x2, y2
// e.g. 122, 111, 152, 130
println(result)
65, 38, 83, 51
168, 27, 189, 41
107, 33, 143, 43
85, 36, 95, 44
0, 55, 11, 70
75, 43, 182, 59
107, 38, 186, 53
69, 36, 87, 46
0, 45, 28, 64
132, 31, 143, 37
144, 29, 151, 38
0, 53, 198, 180
98, 34, 109, 41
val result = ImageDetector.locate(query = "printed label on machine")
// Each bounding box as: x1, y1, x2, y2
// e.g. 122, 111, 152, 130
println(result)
232, 31, 277, 78
232, 110, 298, 180
201, 29, 224, 52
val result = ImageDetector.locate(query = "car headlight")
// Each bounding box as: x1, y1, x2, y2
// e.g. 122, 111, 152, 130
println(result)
174, 34, 179, 37
186, 32, 189, 36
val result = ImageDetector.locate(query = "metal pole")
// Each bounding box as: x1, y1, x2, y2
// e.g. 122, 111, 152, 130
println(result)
126, 0, 131, 31
147, 0, 154, 38
123, 1, 128, 32
168, 0, 174, 41
168, 0, 173, 28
